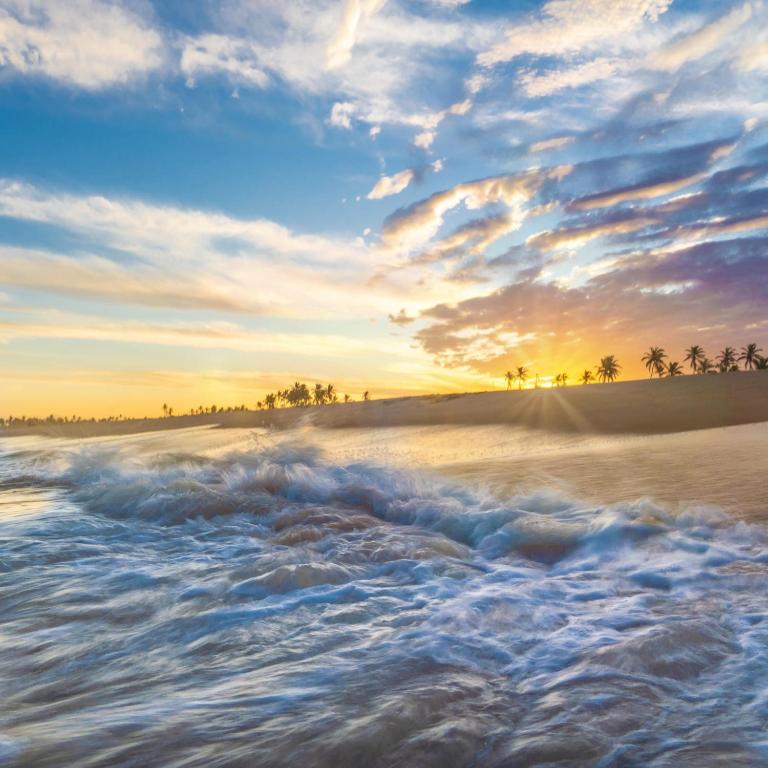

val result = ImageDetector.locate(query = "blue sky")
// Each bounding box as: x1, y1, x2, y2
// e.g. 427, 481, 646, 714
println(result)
1, 0, 767, 415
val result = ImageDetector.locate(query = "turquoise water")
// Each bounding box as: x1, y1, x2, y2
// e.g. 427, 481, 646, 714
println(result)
1, 431, 767, 766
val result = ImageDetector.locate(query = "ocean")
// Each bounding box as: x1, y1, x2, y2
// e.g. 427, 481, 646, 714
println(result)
1, 424, 767, 767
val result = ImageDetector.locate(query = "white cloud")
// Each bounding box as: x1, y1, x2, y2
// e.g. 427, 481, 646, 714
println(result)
478, 0, 672, 66
0, 180, 390, 317
180, 33, 269, 87
740, 39, 768, 72
326, 0, 388, 70
177, 1, 492, 144
520, 58, 619, 97
0, 0, 163, 89
329, 101, 356, 129
529, 135, 576, 153
414, 130, 436, 149
653, 2, 754, 71
367, 169, 415, 199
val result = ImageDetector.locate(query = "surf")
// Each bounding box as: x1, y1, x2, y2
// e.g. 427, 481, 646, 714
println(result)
1, 432, 767, 767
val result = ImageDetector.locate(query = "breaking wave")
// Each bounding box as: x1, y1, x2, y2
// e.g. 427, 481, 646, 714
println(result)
1, 438, 767, 767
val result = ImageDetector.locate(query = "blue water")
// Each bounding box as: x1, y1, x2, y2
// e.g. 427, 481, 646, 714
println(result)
1, 436, 768, 766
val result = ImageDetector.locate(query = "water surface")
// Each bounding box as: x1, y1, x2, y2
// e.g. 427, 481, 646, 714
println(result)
1, 426, 767, 766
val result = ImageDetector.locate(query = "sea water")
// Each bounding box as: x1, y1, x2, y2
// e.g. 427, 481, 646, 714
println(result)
1, 427, 767, 767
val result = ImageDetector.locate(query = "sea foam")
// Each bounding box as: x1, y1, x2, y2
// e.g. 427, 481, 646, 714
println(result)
0, 436, 767, 766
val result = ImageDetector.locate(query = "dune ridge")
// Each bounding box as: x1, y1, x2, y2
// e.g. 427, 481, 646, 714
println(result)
4, 371, 768, 439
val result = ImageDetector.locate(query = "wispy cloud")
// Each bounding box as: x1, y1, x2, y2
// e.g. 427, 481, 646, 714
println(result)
0, 0, 163, 89
367, 169, 415, 199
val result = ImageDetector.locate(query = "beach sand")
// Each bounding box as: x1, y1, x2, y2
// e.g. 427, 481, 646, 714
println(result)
7, 370, 768, 439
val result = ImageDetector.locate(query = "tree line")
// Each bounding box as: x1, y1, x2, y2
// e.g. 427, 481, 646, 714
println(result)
257, 382, 369, 410
504, 342, 766, 390
505, 355, 621, 390
641, 343, 766, 377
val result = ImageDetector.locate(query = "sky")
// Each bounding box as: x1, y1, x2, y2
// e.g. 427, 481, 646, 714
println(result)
1, 0, 767, 417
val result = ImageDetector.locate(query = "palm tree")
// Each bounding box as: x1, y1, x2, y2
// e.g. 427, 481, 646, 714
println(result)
514, 366, 528, 390
596, 355, 621, 383
579, 369, 594, 385
641, 346, 667, 378
739, 343, 763, 371
344, 394, 351, 403
162, 403, 168, 417
326, 384, 337, 403
754, 355, 768, 370
665, 361, 684, 377
504, 371, 514, 390
684, 345, 706, 374
313, 383, 326, 405
699, 358, 716, 374
560, 372, 568, 387
363, 390, 370, 401
717, 346, 737, 372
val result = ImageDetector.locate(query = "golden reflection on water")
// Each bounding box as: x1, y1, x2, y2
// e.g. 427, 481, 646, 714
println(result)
2, 420, 766, 520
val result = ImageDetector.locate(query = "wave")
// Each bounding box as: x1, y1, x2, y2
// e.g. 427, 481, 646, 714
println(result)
1, 438, 768, 767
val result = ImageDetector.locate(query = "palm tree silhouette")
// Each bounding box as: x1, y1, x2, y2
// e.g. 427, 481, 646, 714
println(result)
641, 346, 667, 378
717, 346, 737, 372
754, 355, 768, 370
699, 358, 716, 374
739, 343, 763, 371
666, 361, 683, 377
504, 370, 514, 390
579, 369, 594, 385
326, 384, 337, 403
162, 403, 168, 417
596, 355, 621, 383
363, 390, 370, 401
514, 366, 528, 390
684, 345, 705, 374
313, 383, 326, 405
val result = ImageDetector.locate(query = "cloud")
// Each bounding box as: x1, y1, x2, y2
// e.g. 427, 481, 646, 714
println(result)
326, 0, 387, 70
520, 58, 620, 97
329, 101, 356, 129
367, 169, 415, 199
530, 136, 577, 153
0, 180, 397, 318
740, 39, 768, 72
568, 172, 707, 210
478, 0, 672, 66
413, 236, 768, 375
381, 167, 570, 252
180, 34, 269, 87
178, 1, 493, 145
0, 245, 253, 313
527, 215, 658, 252
652, 2, 754, 71
0, 0, 163, 89
388, 308, 416, 324
0, 310, 409, 359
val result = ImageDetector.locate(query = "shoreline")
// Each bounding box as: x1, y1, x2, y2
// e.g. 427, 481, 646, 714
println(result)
3, 371, 768, 439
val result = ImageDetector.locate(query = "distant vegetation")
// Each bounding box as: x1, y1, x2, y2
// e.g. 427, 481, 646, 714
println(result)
257, 382, 368, 410
504, 341, 766, 390
0, 382, 370, 429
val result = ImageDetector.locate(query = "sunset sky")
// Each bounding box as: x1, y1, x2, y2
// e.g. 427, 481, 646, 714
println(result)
1, 0, 767, 416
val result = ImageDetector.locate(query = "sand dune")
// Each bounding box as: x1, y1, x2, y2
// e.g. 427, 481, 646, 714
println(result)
4, 371, 768, 439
